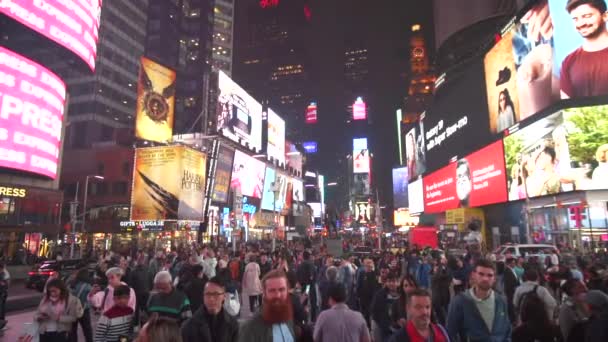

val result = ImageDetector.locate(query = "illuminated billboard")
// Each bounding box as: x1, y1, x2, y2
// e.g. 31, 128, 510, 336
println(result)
484, 0, 608, 133
211, 145, 234, 203
303, 141, 318, 153
355, 202, 372, 223
408, 178, 424, 214
353, 138, 370, 174
292, 179, 304, 202
353, 173, 371, 196
0, 47, 66, 179
231, 150, 266, 198
135, 57, 176, 143
305, 102, 317, 124
423, 140, 508, 213
216, 71, 263, 152
394, 209, 419, 227
261, 168, 289, 212
1, 0, 102, 71
392, 167, 409, 209
131, 146, 207, 221
286, 142, 303, 176
504, 105, 608, 200
266, 108, 286, 165
353, 97, 367, 120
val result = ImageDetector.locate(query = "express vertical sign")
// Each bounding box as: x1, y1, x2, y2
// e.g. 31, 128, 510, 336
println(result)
423, 141, 508, 213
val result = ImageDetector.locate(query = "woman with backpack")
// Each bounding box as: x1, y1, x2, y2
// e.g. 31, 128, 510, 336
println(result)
559, 279, 590, 342
512, 289, 562, 342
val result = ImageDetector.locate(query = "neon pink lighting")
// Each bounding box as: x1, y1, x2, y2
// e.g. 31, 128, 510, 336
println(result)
0, 0, 102, 71
353, 97, 367, 120
260, 0, 279, 9
0, 47, 66, 179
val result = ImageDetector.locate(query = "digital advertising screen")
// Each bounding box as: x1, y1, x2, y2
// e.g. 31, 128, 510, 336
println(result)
135, 57, 176, 143
0, 47, 66, 179
261, 167, 276, 211
216, 71, 263, 152
1, 0, 102, 71
286, 142, 303, 176
423, 61, 494, 174
423, 140, 508, 213
405, 120, 426, 181
484, 0, 608, 133
131, 146, 206, 221
353, 97, 367, 120
266, 108, 286, 165
353, 138, 370, 174
394, 209, 419, 227
353, 173, 371, 196
231, 150, 266, 198
260, 168, 289, 211
303, 141, 318, 153
292, 179, 304, 202
408, 178, 424, 214
309, 202, 322, 218
211, 145, 234, 203
355, 202, 372, 223
305, 102, 317, 124
504, 104, 608, 201
392, 167, 409, 209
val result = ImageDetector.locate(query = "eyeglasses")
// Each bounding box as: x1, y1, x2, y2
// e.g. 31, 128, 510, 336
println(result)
204, 292, 225, 298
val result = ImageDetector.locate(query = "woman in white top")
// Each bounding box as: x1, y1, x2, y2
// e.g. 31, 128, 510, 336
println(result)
497, 89, 517, 132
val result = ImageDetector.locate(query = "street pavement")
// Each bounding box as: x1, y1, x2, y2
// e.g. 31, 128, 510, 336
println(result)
6, 280, 43, 313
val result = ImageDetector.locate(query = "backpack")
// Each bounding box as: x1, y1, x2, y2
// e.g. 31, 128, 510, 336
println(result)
517, 285, 545, 318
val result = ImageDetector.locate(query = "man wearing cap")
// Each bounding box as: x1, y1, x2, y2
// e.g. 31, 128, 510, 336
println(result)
585, 290, 608, 341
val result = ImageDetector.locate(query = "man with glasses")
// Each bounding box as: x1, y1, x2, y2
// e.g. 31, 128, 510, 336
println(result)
181, 276, 239, 342
456, 159, 472, 208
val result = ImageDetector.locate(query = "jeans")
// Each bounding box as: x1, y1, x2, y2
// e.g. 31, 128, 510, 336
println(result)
70, 308, 93, 342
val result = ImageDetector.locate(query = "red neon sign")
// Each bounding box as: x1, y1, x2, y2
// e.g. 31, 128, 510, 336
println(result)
260, 0, 279, 8
353, 97, 367, 120
305, 103, 317, 124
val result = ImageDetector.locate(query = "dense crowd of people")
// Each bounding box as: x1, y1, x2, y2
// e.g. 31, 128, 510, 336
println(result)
13, 238, 608, 342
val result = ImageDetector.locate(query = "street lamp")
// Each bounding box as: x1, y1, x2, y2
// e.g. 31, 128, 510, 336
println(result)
81, 174, 104, 237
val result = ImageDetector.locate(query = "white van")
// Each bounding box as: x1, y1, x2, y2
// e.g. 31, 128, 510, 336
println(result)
495, 244, 559, 259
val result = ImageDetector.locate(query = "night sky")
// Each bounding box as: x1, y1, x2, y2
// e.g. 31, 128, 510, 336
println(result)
235, 0, 434, 211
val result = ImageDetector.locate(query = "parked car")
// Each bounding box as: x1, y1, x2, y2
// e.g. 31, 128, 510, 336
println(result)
494, 244, 559, 260
26, 259, 93, 292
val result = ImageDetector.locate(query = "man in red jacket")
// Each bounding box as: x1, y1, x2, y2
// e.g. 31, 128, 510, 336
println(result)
389, 289, 450, 342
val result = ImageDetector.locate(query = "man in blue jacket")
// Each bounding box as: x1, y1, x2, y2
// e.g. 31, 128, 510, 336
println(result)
446, 258, 511, 342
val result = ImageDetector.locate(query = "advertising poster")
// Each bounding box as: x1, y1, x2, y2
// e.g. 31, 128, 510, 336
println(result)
216, 71, 263, 152
548, 0, 608, 99
353, 138, 370, 174
423, 141, 508, 213
353, 97, 367, 120
392, 167, 409, 209
286, 142, 303, 175
231, 150, 266, 198
261, 167, 277, 211
0, 47, 66, 179
405, 121, 426, 181
355, 202, 372, 223
131, 146, 206, 221
394, 209, 419, 227
211, 145, 235, 203
504, 104, 608, 200
353, 173, 371, 196
0, 0, 102, 70
292, 179, 304, 202
135, 57, 176, 143
267, 108, 286, 165
423, 61, 493, 174
408, 179, 424, 214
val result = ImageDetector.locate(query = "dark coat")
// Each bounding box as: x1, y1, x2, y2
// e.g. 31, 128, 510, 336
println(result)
356, 270, 379, 307
238, 312, 295, 342
181, 307, 239, 342
503, 267, 519, 322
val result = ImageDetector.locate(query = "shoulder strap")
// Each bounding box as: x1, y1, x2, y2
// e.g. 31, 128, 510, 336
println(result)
101, 288, 110, 311
435, 323, 451, 342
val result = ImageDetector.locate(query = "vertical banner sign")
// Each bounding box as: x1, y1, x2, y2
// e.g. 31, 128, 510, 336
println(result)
233, 187, 243, 223
212, 145, 235, 203
353, 97, 367, 120
305, 102, 318, 124
353, 138, 370, 174
135, 57, 176, 143
131, 146, 206, 220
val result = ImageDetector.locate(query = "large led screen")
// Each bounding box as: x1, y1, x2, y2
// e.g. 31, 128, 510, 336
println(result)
484, 0, 608, 133
392, 167, 409, 209
131, 146, 206, 221
353, 138, 370, 174
266, 108, 286, 166
261, 167, 278, 211
505, 104, 608, 201
211, 145, 234, 203
231, 150, 265, 198
0, 47, 66, 179
292, 179, 304, 202
408, 178, 424, 214
135, 57, 176, 143
423, 61, 494, 174
1, 0, 102, 71
423, 141, 508, 213
216, 71, 263, 152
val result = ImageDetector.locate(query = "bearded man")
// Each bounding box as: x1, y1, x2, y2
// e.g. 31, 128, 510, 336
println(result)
239, 270, 296, 342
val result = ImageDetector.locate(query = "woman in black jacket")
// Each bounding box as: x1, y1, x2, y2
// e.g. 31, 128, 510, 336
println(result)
391, 275, 417, 328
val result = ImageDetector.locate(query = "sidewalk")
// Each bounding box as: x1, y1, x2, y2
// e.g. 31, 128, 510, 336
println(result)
6, 280, 43, 313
